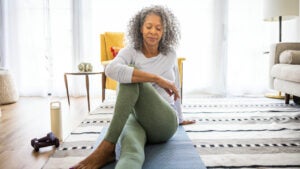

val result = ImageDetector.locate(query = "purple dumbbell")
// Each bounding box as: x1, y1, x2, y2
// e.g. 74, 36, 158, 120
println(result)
33, 138, 59, 152
31, 132, 60, 151
31, 132, 55, 147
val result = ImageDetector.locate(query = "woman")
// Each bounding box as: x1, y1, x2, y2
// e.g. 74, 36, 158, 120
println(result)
71, 5, 194, 169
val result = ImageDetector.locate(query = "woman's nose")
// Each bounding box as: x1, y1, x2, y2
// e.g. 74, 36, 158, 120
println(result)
150, 28, 156, 34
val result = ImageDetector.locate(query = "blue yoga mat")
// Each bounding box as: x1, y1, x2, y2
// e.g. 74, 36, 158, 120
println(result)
94, 126, 206, 169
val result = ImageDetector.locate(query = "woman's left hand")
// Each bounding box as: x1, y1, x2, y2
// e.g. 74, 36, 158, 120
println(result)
155, 76, 180, 101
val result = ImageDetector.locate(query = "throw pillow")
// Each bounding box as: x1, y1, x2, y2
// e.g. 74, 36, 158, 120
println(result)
279, 50, 300, 64
110, 46, 122, 58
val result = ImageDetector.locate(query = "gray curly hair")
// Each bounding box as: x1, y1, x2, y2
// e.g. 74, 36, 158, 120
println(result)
127, 5, 181, 55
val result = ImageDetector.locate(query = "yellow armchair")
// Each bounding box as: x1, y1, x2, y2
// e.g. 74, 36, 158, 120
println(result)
100, 32, 124, 102
100, 32, 185, 102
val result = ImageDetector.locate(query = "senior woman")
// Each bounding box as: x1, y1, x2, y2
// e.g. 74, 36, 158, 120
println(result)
71, 5, 194, 169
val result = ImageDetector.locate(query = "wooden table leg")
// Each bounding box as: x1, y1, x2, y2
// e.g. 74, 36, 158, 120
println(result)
102, 73, 106, 102
85, 74, 90, 112
64, 74, 70, 106
180, 62, 183, 104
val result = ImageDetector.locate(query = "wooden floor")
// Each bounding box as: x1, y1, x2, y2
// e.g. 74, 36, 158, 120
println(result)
0, 96, 101, 169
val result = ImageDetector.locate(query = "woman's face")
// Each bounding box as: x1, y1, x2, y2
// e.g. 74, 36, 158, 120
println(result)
141, 13, 163, 49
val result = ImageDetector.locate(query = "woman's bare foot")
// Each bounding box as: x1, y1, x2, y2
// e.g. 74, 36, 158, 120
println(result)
180, 119, 196, 125
70, 140, 116, 169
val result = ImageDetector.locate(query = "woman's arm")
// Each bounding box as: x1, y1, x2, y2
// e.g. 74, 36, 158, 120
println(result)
132, 69, 180, 101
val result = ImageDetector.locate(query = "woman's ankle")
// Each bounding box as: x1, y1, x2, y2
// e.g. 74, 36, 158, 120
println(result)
94, 140, 115, 154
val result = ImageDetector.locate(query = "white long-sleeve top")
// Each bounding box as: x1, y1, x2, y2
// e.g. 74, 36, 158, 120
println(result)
105, 46, 184, 123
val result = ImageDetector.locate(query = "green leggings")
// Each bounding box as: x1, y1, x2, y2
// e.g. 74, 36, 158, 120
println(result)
104, 83, 178, 169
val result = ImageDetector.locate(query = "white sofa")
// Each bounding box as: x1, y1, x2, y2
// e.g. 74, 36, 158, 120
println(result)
269, 42, 300, 104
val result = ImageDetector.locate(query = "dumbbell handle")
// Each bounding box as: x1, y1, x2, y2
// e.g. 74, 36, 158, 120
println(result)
33, 138, 59, 150
34, 141, 54, 148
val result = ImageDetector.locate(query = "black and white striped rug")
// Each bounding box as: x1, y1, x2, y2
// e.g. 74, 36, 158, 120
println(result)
42, 97, 300, 169
182, 97, 300, 169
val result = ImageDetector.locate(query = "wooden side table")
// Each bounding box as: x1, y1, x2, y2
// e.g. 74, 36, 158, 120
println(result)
64, 72, 104, 112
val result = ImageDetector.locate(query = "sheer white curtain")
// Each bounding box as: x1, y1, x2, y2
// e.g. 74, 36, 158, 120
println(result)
1, 0, 96, 97
0, 0, 4, 67
46, 0, 74, 97
1, 0, 49, 96
227, 0, 270, 96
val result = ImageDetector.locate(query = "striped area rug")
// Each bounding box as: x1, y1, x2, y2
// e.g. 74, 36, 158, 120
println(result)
42, 97, 300, 169
182, 97, 300, 169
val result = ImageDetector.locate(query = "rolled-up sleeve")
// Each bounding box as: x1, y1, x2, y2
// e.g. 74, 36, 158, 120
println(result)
105, 50, 134, 83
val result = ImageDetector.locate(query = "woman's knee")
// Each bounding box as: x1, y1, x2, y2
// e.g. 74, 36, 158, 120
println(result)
118, 83, 139, 90
116, 83, 141, 107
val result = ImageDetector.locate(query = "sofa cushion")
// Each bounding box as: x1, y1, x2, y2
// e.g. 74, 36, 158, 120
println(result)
271, 64, 300, 83
279, 50, 300, 64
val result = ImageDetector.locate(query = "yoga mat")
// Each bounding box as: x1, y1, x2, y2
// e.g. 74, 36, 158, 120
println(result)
94, 126, 207, 169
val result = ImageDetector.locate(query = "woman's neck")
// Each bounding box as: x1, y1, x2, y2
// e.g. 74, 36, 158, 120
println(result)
142, 45, 159, 58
